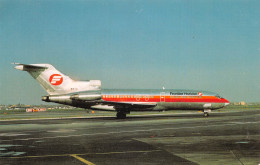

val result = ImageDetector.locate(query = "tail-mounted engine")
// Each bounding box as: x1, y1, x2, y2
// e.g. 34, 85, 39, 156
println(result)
70, 94, 101, 101
42, 93, 101, 104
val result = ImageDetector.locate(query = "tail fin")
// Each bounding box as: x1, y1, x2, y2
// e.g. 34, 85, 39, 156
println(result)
13, 63, 101, 95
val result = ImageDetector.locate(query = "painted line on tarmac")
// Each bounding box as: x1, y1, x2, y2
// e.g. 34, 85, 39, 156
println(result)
77, 150, 162, 155
0, 116, 112, 122
71, 154, 95, 165
229, 150, 244, 165
2, 150, 162, 159
3, 121, 260, 142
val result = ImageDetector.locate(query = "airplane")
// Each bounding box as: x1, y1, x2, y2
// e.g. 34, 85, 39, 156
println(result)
13, 63, 230, 119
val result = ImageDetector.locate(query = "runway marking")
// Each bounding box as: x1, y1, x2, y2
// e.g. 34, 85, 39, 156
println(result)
230, 150, 244, 165
47, 129, 76, 133
0, 133, 29, 137
79, 150, 162, 155
191, 133, 201, 135
229, 121, 260, 124
71, 154, 95, 165
3, 121, 260, 142
0, 116, 112, 122
1, 150, 162, 159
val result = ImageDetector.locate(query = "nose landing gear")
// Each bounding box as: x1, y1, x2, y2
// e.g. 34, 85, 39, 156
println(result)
204, 112, 209, 117
203, 109, 211, 117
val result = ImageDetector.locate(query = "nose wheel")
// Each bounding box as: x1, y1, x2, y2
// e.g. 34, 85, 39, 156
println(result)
203, 109, 211, 117
204, 112, 209, 117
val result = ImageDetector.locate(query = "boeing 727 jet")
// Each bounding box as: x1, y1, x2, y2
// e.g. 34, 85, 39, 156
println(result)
14, 63, 229, 119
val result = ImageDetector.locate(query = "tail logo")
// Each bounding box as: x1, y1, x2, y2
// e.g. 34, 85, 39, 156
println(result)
49, 74, 63, 85
198, 92, 203, 96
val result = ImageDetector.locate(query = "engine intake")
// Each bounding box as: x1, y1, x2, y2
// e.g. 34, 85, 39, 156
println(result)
42, 96, 50, 102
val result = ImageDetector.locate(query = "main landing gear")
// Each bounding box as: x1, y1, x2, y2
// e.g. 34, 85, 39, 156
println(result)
116, 111, 127, 119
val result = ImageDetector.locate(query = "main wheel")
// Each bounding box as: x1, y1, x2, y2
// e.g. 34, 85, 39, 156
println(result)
116, 112, 126, 119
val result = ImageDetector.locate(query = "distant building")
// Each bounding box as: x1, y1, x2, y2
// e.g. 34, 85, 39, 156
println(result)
26, 108, 46, 112
6, 106, 26, 111
233, 101, 246, 106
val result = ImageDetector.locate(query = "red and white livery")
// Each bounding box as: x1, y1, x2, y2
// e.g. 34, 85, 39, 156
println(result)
14, 63, 229, 119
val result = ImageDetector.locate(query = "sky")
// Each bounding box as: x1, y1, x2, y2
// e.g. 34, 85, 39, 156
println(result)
0, 0, 259, 104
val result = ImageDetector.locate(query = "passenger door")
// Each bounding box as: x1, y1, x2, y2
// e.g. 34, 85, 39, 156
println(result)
160, 92, 165, 102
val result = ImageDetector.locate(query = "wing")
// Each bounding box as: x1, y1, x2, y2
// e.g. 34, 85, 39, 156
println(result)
90, 101, 157, 111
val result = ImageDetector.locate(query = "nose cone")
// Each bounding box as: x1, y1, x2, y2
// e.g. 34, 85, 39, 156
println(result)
223, 98, 230, 106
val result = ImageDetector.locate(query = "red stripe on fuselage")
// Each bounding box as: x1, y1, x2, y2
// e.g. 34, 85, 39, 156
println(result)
101, 95, 228, 103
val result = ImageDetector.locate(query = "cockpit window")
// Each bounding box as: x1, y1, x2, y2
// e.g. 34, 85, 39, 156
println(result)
215, 95, 223, 99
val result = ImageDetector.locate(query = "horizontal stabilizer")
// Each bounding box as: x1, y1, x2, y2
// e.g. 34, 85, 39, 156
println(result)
13, 63, 48, 71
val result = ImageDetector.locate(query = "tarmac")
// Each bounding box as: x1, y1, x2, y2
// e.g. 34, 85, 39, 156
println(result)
0, 109, 260, 165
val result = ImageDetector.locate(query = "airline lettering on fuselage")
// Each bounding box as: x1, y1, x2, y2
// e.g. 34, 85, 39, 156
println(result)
170, 92, 202, 96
